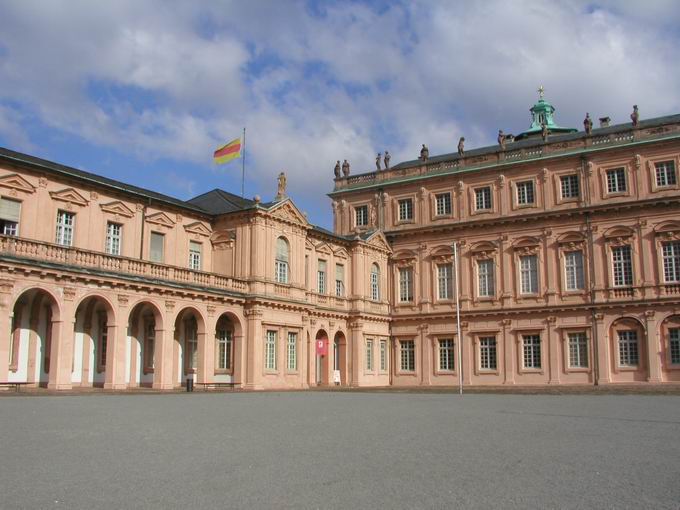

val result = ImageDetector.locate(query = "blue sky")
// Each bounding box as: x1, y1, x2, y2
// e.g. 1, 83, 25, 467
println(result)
0, 0, 679, 229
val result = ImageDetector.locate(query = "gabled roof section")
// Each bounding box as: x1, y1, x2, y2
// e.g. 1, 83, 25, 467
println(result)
186, 189, 255, 215
145, 211, 176, 228
264, 198, 308, 226
50, 187, 89, 207
184, 221, 212, 236
362, 230, 392, 253
100, 200, 135, 218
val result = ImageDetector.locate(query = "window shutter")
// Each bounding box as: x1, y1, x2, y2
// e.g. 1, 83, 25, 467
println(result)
318, 260, 326, 272
336, 264, 344, 281
0, 198, 21, 222
190, 241, 201, 254
276, 237, 289, 262
150, 232, 164, 262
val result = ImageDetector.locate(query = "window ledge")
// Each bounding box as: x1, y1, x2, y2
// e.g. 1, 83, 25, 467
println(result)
477, 369, 500, 376
565, 367, 590, 373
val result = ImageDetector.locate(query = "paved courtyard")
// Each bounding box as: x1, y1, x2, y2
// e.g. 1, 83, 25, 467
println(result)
1, 392, 679, 509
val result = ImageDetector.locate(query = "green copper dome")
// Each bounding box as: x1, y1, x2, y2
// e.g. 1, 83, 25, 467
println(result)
515, 87, 577, 140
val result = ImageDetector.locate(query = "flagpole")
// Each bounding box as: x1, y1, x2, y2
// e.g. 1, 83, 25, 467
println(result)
241, 127, 246, 198
453, 241, 463, 396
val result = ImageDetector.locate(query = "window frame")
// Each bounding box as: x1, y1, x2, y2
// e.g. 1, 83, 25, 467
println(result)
662, 241, 680, 283
365, 338, 374, 372
478, 336, 498, 372
473, 186, 493, 212
55, 210, 75, 247
611, 245, 634, 287
436, 263, 453, 301
275, 237, 290, 284
437, 338, 455, 373
149, 231, 165, 263
434, 192, 452, 217
399, 339, 416, 373
370, 263, 380, 301
398, 266, 414, 303
559, 174, 580, 201
519, 254, 539, 295
0, 197, 21, 236
477, 258, 495, 299
515, 179, 536, 207
354, 204, 369, 227
287, 331, 298, 372
105, 221, 122, 256
603, 166, 629, 196
397, 197, 414, 223
264, 330, 278, 372
317, 259, 327, 294
215, 325, 234, 374
563, 250, 585, 291
617, 329, 639, 368
188, 241, 202, 271
521, 333, 542, 371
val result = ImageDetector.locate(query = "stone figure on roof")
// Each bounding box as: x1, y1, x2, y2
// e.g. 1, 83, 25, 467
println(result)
541, 122, 549, 141
334, 160, 341, 178
457, 137, 465, 156
276, 172, 287, 200
376, 153, 381, 171
631, 105, 639, 127
342, 159, 350, 177
384, 151, 391, 170
497, 130, 505, 149
420, 144, 429, 161
583, 113, 593, 135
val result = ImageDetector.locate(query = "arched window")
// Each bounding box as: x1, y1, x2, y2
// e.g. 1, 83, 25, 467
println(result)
275, 237, 289, 283
370, 263, 380, 301
215, 317, 234, 372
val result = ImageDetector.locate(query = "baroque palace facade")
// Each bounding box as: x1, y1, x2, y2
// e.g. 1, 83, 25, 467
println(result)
2, 96, 680, 390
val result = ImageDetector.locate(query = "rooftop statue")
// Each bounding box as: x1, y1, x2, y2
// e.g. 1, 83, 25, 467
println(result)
276, 172, 287, 200
342, 159, 350, 177
498, 130, 506, 150
420, 144, 429, 161
457, 137, 465, 156
384, 151, 391, 170
334, 160, 341, 178
376, 153, 381, 171
584, 113, 593, 135
631, 105, 639, 127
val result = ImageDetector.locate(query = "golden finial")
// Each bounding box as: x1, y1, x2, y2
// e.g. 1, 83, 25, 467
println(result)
537, 85, 545, 100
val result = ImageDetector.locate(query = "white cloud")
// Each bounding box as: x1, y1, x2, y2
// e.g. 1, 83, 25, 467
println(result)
0, 0, 678, 225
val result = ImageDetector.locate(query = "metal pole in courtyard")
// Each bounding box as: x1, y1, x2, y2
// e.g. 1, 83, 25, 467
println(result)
453, 241, 463, 395
241, 127, 246, 198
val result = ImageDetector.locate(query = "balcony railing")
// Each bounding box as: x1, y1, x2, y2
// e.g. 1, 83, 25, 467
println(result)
0, 235, 248, 294
334, 121, 680, 191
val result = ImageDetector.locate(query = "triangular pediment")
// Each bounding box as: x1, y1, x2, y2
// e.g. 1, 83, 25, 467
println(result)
365, 230, 392, 253
184, 221, 211, 236
316, 242, 332, 255
49, 187, 89, 206
145, 211, 176, 228
0, 173, 36, 194
333, 248, 349, 259
268, 199, 308, 225
100, 200, 135, 218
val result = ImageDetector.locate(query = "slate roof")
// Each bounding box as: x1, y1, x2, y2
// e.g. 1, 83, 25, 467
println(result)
186, 189, 255, 215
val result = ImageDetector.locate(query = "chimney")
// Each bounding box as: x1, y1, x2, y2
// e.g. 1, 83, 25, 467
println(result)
599, 116, 611, 128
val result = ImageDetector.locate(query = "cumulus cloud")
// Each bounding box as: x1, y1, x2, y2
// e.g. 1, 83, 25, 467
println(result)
0, 0, 678, 226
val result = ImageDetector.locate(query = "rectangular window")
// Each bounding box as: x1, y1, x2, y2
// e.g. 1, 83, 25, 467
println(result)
275, 260, 288, 283
669, 328, 680, 365
216, 329, 232, 371
479, 336, 497, 370
606, 167, 627, 194
475, 187, 492, 211
437, 263, 453, 300
55, 210, 75, 246
399, 267, 414, 302
317, 260, 327, 294
560, 174, 580, 199
568, 332, 588, 368
522, 334, 541, 369
149, 232, 164, 263
335, 264, 344, 297
662, 242, 680, 283
655, 160, 677, 187
435, 193, 452, 216
105, 222, 122, 256
617, 330, 638, 367
520, 255, 539, 294
0, 197, 21, 236
370, 267, 380, 301
380, 340, 387, 371
516, 180, 535, 205
564, 251, 585, 291
477, 259, 495, 297
439, 339, 455, 371
355, 205, 368, 227
400, 340, 415, 371
612, 245, 633, 287
287, 332, 297, 371
398, 198, 413, 222
365, 339, 374, 371
189, 241, 202, 270
265, 330, 277, 370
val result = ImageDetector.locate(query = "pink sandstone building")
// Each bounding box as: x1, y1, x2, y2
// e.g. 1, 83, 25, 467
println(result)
1, 95, 680, 390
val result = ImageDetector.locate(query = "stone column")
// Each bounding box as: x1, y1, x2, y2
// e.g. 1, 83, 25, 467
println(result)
152, 325, 174, 390
0, 278, 14, 381
502, 319, 514, 384
594, 313, 611, 384
547, 316, 560, 384
244, 307, 264, 390
419, 324, 430, 385
644, 310, 662, 383
543, 230, 557, 306
47, 288, 75, 390
349, 320, 363, 387
104, 294, 129, 390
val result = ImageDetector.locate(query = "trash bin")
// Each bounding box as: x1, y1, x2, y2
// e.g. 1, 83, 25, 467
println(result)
186, 377, 193, 392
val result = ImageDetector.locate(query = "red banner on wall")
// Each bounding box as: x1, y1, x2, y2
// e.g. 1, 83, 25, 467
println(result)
316, 338, 328, 356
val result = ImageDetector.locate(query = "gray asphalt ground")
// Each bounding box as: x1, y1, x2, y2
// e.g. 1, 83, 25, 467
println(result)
1, 392, 679, 509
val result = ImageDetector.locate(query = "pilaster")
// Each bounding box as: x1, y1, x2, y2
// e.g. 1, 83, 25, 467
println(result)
47, 288, 75, 390
644, 310, 662, 382
594, 313, 611, 384
502, 319, 514, 384
546, 316, 560, 384
0, 278, 14, 381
